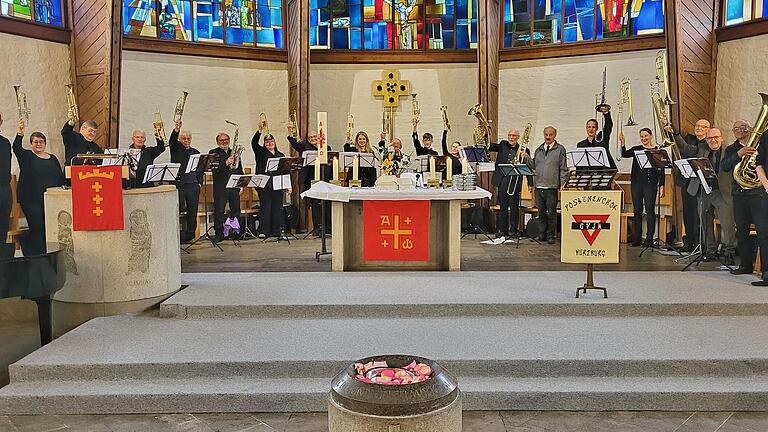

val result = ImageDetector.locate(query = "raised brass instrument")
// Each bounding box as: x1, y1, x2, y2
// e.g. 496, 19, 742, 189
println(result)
226, 120, 243, 168
13, 85, 30, 125
153, 112, 167, 142
515, 122, 532, 164
259, 113, 270, 136
616, 78, 638, 162
411, 93, 420, 125
651, 85, 679, 159
468, 103, 492, 148
595, 67, 611, 113
66, 84, 80, 126
382, 109, 392, 141
655, 50, 676, 105
733, 93, 768, 189
174, 91, 189, 123
346, 112, 355, 142
440, 105, 450, 131
289, 109, 299, 139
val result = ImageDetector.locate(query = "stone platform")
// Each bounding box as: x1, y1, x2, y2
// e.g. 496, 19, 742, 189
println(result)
2, 271, 768, 414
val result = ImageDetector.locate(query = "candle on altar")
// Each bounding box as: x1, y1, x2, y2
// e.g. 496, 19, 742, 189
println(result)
333, 157, 339, 182
429, 156, 436, 181
461, 158, 468, 174
446, 158, 453, 180
314, 156, 321, 181
352, 155, 359, 181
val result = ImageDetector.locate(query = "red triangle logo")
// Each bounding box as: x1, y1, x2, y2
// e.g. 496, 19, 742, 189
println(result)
572, 214, 610, 246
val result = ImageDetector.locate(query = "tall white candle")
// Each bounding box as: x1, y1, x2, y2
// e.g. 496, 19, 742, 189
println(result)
333, 157, 339, 182
429, 156, 436, 181
314, 156, 321, 181
461, 158, 468, 174
446, 158, 452, 181
353, 155, 359, 181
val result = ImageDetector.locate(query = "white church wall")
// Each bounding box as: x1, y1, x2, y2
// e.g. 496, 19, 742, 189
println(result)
499, 49, 660, 173
310, 63, 479, 154
715, 33, 768, 138
120, 51, 289, 168
0, 32, 71, 171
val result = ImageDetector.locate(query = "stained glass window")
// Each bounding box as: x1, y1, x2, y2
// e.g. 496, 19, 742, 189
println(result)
364, 0, 392, 49
455, 0, 477, 48
310, 0, 331, 48
393, 0, 423, 49
256, 0, 283, 48
124, 0, 158, 37
159, 0, 192, 40
332, 0, 363, 49
425, 0, 453, 49
503, 0, 663, 47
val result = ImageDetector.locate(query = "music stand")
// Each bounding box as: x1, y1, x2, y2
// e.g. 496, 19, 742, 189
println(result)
226, 175, 259, 241
183, 154, 222, 252
637, 149, 675, 257
676, 157, 718, 271
498, 164, 539, 248
142, 163, 180, 185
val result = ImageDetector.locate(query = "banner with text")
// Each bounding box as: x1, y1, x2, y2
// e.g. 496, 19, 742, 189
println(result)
71, 166, 124, 231
363, 200, 430, 262
560, 190, 622, 264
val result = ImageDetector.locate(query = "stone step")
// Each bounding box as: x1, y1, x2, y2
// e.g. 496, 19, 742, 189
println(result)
165, 271, 768, 319
2, 375, 768, 414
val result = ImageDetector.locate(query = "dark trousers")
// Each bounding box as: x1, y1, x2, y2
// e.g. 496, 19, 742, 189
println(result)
19, 199, 46, 255
213, 188, 240, 237
535, 188, 558, 240
310, 198, 331, 233
178, 183, 200, 237
682, 181, 700, 246
257, 188, 284, 237
733, 191, 768, 276
0, 186, 10, 244
631, 181, 658, 244
497, 178, 521, 235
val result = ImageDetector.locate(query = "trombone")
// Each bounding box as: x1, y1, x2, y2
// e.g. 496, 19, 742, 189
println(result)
174, 91, 189, 123
655, 50, 676, 105
13, 85, 30, 126
259, 112, 270, 136
616, 78, 638, 162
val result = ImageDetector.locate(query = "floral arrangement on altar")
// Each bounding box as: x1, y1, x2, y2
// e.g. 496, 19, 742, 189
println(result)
375, 141, 412, 176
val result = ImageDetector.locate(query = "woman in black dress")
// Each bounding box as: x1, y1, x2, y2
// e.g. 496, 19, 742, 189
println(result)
441, 126, 463, 178
344, 131, 377, 187
13, 121, 65, 255
252, 124, 288, 239
620, 128, 666, 247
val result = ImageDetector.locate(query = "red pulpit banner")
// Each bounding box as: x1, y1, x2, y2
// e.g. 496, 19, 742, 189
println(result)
71, 166, 124, 231
363, 200, 430, 262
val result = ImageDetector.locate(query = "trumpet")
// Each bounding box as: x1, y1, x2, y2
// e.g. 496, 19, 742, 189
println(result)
289, 109, 299, 139
655, 50, 676, 105
616, 78, 638, 162
346, 112, 354, 143
66, 84, 80, 126
411, 93, 420, 125
225, 120, 243, 168
153, 112, 167, 142
440, 105, 450, 131
13, 85, 30, 126
259, 112, 270, 136
174, 91, 189, 123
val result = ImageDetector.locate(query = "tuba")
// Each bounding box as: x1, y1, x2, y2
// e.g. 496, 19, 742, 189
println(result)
225, 120, 243, 168
733, 93, 768, 189
13, 85, 30, 125
440, 105, 450, 131
174, 91, 189, 123
66, 84, 80, 126
468, 103, 492, 148
153, 112, 167, 142
289, 109, 299, 139
411, 93, 420, 125
655, 50, 676, 105
259, 113, 270, 137
651, 85, 679, 160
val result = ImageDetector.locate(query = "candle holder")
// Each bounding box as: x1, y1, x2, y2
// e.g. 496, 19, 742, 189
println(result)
330, 180, 343, 186
426, 178, 440, 188
348, 180, 362, 188
443, 179, 453, 189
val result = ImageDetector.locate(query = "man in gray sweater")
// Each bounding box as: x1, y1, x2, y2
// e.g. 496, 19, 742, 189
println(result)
524, 126, 570, 244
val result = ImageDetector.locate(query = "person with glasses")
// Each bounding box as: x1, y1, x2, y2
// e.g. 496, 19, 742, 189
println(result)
699, 128, 736, 264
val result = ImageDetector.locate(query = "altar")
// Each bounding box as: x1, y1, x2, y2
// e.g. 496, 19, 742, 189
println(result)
304, 185, 491, 271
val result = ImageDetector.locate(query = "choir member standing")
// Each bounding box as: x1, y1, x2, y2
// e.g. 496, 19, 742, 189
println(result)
672, 119, 711, 252
287, 124, 331, 236
576, 111, 616, 170
13, 120, 64, 255
252, 122, 287, 239
490, 129, 533, 238
170, 121, 201, 243
440, 121, 462, 178
525, 126, 569, 244
619, 128, 665, 247
412, 118, 438, 156
344, 131, 377, 187
0, 114, 11, 246
699, 128, 735, 263
209, 131, 243, 243
61, 110, 101, 166
127, 128, 166, 188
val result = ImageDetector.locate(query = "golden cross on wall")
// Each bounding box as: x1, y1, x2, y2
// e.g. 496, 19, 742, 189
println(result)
372, 70, 411, 108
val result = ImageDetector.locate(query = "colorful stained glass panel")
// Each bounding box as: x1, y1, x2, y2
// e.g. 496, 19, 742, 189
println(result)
194, 0, 223, 42
310, 0, 331, 48
455, 0, 477, 48
393, 0, 424, 49
631, 0, 663, 35
563, 0, 594, 42
332, 0, 363, 49
425, 0, 453, 49
364, 0, 392, 49
255, 0, 282, 48
123, 0, 158, 36
159, 0, 193, 40
224, 0, 254, 45
598, 0, 629, 39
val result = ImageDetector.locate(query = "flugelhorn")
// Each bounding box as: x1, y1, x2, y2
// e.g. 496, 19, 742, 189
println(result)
346, 112, 354, 142
259, 113, 270, 136
66, 84, 80, 126
174, 91, 189, 123
440, 105, 450, 131
153, 112, 167, 142
411, 93, 420, 125
655, 50, 676, 105
13, 85, 30, 125
733, 93, 768, 189
289, 109, 299, 139
468, 103, 491, 148
225, 120, 243, 168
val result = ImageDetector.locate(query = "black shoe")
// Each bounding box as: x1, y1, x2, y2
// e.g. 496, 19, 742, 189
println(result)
547, 237, 556, 244
751, 279, 768, 287
730, 267, 754, 275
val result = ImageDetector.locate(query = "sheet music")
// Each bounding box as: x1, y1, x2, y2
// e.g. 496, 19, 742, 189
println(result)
100, 148, 122, 166
697, 169, 712, 195
226, 174, 253, 189
266, 157, 282, 172
302, 151, 318, 167
674, 159, 697, 179
271, 174, 292, 190
142, 163, 180, 183
186, 154, 201, 174
567, 147, 608, 168
634, 150, 651, 169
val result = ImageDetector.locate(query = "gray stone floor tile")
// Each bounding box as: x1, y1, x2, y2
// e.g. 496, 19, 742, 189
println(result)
197, 413, 278, 432
498, 411, 544, 428
462, 411, 506, 432
250, 413, 291, 432
99, 414, 177, 432
283, 413, 327, 432
155, 413, 215, 432
0, 416, 19, 432
673, 412, 736, 432
723, 412, 768, 432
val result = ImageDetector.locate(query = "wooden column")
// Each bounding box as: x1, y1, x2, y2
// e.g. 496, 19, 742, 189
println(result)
286, 0, 311, 230
67, 0, 122, 148
477, 0, 501, 229
664, 0, 719, 241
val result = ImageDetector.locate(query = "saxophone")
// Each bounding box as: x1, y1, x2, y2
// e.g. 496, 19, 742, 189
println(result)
734, 93, 768, 189
225, 120, 243, 168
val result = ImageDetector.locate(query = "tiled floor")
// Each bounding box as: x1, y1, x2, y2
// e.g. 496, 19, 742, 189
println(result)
1, 411, 767, 432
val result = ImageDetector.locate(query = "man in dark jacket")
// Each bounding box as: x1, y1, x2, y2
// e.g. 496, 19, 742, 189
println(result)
127, 128, 166, 188
489, 128, 533, 238
673, 119, 711, 252
287, 124, 331, 236
0, 113, 11, 245
170, 120, 202, 243
576, 111, 616, 170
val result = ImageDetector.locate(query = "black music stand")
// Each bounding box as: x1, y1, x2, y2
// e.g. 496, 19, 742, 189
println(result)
677, 157, 719, 272
637, 149, 676, 257
227, 174, 259, 241
143, 163, 180, 186
183, 154, 221, 252
498, 164, 539, 248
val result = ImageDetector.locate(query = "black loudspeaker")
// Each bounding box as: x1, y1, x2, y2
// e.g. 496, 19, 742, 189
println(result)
526, 217, 546, 239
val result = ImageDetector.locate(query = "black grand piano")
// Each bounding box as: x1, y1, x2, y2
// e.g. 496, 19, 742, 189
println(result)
0, 243, 66, 345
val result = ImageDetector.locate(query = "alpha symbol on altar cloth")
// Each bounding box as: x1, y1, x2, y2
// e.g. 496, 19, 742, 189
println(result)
379, 214, 413, 250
